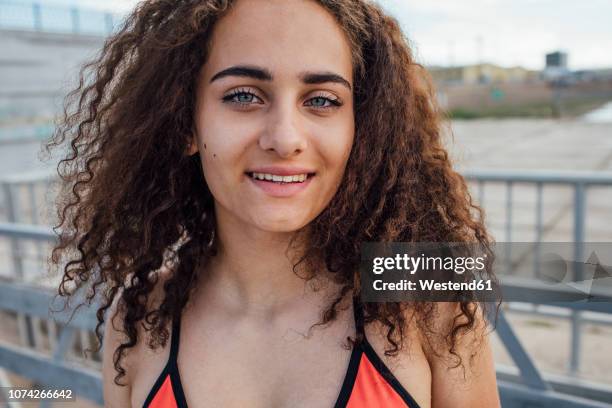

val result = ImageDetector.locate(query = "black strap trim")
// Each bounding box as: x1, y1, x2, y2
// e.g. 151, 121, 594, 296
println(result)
352, 296, 365, 338
361, 338, 422, 408
169, 313, 181, 364
142, 365, 170, 408
169, 366, 189, 408
332, 295, 366, 407
333, 337, 363, 407
352, 296, 421, 408
142, 315, 189, 408
168, 312, 189, 407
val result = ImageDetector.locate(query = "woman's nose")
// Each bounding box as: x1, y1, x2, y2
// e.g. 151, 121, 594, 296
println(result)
258, 102, 308, 158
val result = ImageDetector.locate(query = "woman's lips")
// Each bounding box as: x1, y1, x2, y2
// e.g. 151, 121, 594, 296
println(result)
246, 172, 315, 197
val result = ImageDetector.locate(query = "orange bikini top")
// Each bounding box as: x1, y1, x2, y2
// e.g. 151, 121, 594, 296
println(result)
143, 297, 421, 407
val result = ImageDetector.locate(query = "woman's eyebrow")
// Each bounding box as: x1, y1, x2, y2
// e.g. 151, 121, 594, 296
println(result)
209, 65, 351, 90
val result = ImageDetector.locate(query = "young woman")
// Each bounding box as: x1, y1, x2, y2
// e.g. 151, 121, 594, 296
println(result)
47, 0, 501, 407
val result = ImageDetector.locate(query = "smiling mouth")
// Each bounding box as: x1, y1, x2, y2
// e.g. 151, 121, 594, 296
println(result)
246, 172, 316, 184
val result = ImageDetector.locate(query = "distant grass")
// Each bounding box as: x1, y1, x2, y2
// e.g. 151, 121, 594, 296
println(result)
448, 97, 612, 120
562, 97, 612, 117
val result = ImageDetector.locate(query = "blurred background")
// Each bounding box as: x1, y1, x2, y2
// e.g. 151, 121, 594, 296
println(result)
0, 0, 611, 407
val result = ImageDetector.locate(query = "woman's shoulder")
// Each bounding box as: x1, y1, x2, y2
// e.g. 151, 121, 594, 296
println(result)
362, 302, 498, 408
362, 302, 464, 364
374, 301, 499, 408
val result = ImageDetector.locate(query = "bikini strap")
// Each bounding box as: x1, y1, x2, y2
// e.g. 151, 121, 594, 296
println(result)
168, 311, 181, 367
352, 295, 365, 339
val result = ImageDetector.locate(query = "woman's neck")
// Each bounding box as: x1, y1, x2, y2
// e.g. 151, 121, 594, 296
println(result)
199, 206, 334, 318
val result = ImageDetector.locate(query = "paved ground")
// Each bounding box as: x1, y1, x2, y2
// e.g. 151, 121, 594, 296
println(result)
491, 311, 612, 385
446, 117, 612, 243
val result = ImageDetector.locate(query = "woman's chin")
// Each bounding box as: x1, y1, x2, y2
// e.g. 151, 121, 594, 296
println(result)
250, 214, 311, 233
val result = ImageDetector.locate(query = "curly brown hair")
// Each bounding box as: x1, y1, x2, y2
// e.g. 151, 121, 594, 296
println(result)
46, 0, 498, 386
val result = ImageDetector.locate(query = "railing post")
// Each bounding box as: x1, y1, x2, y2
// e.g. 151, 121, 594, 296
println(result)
2, 182, 36, 349
2, 182, 24, 278
534, 182, 543, 279
569, 182, 586, 375
27, 182, 45, 264
505, 181, 513, 274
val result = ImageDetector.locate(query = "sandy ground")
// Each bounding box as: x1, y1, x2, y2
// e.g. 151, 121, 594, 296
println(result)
491, 308, 612, 384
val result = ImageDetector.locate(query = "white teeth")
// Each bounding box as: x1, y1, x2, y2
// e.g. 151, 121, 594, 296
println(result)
250, 172, 310, 183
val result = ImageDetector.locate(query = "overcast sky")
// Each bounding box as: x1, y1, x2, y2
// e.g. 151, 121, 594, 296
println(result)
43, 0, 612, 70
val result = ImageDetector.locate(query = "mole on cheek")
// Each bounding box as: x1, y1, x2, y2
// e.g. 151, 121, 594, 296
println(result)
204, 143, 207, 150
213, 153, 216, 158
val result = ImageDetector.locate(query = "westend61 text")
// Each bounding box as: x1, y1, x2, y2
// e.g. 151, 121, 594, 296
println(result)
373, 279, 494, 291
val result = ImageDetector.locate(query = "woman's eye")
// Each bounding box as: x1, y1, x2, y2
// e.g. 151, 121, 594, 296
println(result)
222, 90, 263, 106
305, 96, 342, 110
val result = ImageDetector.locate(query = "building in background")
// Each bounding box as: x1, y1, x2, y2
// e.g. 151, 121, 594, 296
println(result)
429, 63, 539, 85
546, 51, 569, 69
543, 50, 570, 81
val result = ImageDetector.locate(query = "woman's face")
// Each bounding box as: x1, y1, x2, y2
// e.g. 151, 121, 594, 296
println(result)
191, 0, 355, 233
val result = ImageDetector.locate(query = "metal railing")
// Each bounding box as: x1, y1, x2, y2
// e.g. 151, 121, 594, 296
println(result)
0, 223, 102, 407
0, 278, 102, 407
0, 169, 612, 407
487, 279, 612, 407
0, 0, 120, 36
465, 168, 612, 377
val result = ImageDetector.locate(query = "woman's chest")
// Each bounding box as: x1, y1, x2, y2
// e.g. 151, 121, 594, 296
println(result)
176, 327, 355, 408
132, 334, 433, 408
131, 310, 360, 407
130, 304, 432, 408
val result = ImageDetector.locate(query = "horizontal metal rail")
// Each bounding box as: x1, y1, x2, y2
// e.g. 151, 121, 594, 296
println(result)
0, 280, 98, 331
500, 275, 612, 314
463, 169, 612, 185
0, 222, 55, 241
0, 169, 56, 185
506, 303, 612, 326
